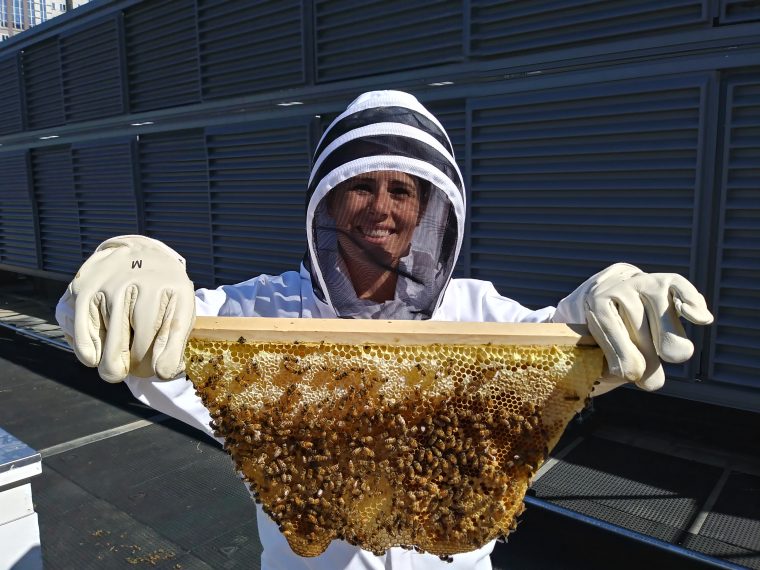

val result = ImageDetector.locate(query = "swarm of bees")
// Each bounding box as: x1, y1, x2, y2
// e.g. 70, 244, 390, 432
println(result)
185, 338, 602, 559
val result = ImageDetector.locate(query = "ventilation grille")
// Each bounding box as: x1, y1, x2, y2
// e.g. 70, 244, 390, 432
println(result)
470, 0, 708, 58
125, 0, 201, 112
60, 18, 123, 122
719, 0, 760, 24
72, 142, 137, 257
23, 39, 65, 130
198, 0, 304, 100
138, 130, 214, 288
206, 120, 310, 285
468, 76, 706, 315
0, 153, 37, 268
0, 55, 24, 135
31, 147, 80, 274
709, 73, 760, 389
314, 0, 463, 82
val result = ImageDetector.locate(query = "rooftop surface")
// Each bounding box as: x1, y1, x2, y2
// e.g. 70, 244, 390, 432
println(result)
0, 272, 758, 569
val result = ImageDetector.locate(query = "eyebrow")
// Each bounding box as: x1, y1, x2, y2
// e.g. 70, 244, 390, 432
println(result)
350, 176, 417, 190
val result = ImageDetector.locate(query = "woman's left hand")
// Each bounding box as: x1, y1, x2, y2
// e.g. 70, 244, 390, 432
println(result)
552, 263, 714, 395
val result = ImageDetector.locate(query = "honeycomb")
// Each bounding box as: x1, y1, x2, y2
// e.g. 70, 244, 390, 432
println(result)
184, 334, 602, 560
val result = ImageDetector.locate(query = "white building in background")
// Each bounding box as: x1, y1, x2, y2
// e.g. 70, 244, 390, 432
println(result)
1, 0, 91, 41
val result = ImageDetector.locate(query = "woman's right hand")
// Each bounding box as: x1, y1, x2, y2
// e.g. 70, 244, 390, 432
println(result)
55, 235, 196, 383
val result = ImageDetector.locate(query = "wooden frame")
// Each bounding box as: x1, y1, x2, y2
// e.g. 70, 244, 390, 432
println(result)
191, 316, 596, 346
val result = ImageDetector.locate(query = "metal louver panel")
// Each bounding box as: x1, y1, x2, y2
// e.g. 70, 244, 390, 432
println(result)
125, 0, 201, 112
0, 153, 37, 269
31, 147, 81, 274
426, 99, 466, 165
22, 39, 65, 130
61, 19, 124, 122
468, 75, 707, 310
708, 73, 760, 389
206, 120, 310, 285
719, 0, 760, 24
0, 55, 24, 135
425, 99, 467, 277
72, 142, 138, 257
138, 130, 214, 288
315, 0, 463, 82
470, 0, 708, 58
198, 0, 304, 100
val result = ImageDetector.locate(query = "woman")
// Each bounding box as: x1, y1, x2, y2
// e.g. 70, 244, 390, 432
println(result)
56, 90, 713, 569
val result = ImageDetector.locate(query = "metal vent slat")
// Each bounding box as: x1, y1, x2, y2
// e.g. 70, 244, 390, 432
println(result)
60, 19, 123, 122
425, 99, 466, 277
72, 142, 138, 257
0, 55, 24, 135
470, 0, 708, 58
709, 74, 760, 389
469, 75, 706, 316
315, 0, 462, 82
0, 153, 37, 268
22, 39, 65, 130
206, 120, 309, 285
138, 130, 214, 288
719, 0, 760, 23
125, 0, 201, 112
31, 147, 80, 274
197, 0, 304, 100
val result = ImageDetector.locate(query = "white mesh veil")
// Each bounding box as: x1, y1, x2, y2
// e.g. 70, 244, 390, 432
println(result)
305, 91, 465, 320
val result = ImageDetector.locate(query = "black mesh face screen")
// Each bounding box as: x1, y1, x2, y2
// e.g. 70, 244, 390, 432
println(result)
312, 170, 458, 319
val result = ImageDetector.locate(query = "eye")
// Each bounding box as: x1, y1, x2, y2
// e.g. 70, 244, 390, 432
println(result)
390, 185, 414, 198
350, 183, 372, 194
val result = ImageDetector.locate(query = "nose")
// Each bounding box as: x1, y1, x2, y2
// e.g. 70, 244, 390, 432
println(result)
369, 187, 393, 217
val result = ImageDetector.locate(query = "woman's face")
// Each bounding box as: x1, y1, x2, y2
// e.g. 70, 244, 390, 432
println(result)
329, 171, 422, 267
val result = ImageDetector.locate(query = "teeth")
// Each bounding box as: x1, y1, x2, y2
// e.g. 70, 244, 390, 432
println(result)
362, 228, 391, 238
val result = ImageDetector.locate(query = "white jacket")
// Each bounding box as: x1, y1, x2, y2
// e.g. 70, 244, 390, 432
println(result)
124, 264, 556, 570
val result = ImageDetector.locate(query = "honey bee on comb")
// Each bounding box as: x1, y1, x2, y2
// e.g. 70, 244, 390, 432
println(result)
184, 317, 603, 560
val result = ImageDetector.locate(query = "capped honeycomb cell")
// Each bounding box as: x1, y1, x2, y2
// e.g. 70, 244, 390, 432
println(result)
184, 317, 603, 559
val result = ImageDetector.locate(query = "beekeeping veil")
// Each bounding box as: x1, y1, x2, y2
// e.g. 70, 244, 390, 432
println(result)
306, 91, 465, 320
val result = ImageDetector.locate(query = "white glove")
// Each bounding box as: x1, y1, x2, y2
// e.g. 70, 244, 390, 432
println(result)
552, 263, 713, 395
56, 235, 196, 383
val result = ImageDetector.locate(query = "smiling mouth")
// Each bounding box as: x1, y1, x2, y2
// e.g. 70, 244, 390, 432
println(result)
358, 227, 392, 240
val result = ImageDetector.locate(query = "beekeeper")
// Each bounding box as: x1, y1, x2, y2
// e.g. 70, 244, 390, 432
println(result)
56, 90, 713, 570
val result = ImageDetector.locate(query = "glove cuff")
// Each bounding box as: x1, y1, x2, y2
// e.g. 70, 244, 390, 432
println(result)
551, 263, 643, 324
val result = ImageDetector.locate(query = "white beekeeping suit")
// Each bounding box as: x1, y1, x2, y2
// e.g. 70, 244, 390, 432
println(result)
56, 90, 713, 570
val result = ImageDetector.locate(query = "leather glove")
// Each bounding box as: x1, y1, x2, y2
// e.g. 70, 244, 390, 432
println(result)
552, 263, 713, 395
56, 235, 196, 383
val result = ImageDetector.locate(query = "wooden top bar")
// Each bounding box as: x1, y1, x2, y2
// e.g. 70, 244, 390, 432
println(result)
191, 317, 596, 346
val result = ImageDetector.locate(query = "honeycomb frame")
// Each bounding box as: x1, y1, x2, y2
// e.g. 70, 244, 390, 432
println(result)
184, 317, 603, 559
